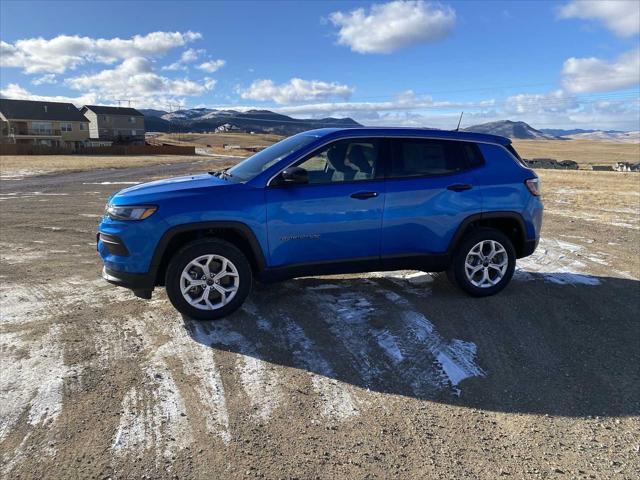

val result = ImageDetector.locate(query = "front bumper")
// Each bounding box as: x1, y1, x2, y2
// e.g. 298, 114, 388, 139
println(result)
102, 266, 154, 299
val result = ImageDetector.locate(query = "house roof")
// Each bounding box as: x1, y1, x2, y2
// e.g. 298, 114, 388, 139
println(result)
0, 98, 88, 122
81, 105, 144, 117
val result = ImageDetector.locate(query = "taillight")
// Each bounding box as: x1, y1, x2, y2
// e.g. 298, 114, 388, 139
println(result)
525, 178, 541, 196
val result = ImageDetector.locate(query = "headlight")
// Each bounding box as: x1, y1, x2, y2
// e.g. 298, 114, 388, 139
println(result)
106, 204, 157, 220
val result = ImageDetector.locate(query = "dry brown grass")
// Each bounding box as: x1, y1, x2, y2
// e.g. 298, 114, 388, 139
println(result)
157, 132, 283, 148
513, 139, 639, 166
0, 154, 201, 177
538, 169, 640, 229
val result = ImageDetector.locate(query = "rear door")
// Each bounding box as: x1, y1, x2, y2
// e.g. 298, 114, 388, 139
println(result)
381, 138, 483, 258
266, 138, 387, 267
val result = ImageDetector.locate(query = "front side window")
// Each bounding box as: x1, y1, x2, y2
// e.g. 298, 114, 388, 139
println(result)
227, 133, 318, 181
129, 116, 136, 124
295, 139, 382, 184
391, 138, 468, 177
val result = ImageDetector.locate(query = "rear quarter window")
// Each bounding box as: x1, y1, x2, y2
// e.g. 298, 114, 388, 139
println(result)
505, 144, 529, 168
461, 142, 485, 168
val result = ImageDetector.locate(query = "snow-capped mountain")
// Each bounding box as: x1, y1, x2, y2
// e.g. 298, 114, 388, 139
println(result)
464, 120, 558, 139
139, 108, 361, 136
562, 131, 640, 143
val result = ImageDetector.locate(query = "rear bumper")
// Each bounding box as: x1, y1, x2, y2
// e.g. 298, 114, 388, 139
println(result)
520, 237, 539, 258
102, 266, 154, 299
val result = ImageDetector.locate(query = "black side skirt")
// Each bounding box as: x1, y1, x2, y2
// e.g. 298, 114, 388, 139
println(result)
258, 253, 451, 283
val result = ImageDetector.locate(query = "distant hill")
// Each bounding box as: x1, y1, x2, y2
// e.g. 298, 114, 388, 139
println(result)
562, 130, 640, 143
464, 120, 558, 139
138, 108, 168, 118
139, 108, 361, 136
540, 128, 598, 137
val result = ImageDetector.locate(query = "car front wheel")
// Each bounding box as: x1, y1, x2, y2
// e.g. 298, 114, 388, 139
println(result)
447, 228, 516, 297
165, 239, 252, 320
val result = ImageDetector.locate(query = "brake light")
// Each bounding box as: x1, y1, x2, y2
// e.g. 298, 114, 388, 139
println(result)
525, 178, 541, 196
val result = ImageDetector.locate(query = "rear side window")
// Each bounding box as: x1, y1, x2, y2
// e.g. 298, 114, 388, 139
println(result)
461, 142, 485, 168
391, 138, 468, 177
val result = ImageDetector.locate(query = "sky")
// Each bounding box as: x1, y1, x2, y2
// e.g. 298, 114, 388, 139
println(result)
1, 0, 639, 130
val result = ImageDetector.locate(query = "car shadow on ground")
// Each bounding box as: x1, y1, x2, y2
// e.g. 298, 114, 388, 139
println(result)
182, 272, 640, 418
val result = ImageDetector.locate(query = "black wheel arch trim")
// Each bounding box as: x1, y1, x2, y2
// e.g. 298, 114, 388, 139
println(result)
447, 211, 529, 257
149, 221, 267, 284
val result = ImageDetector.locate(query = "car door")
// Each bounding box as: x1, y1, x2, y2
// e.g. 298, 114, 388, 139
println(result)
381, 138, 483, 260
266, 138, 387, 267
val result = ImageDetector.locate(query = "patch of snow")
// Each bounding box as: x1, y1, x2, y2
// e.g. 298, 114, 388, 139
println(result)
375, 330, 404, 364
112, 353, 194, 462
539, 272, 601, 286
0, 325, 73, 443
282, 316, 360, 420
189, 320, 281, 423
0, 170, 48, 180
559, 234, 595, 244
516, 238, 602, 286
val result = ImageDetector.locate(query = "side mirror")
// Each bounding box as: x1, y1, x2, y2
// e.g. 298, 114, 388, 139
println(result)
279, 166, 308, 185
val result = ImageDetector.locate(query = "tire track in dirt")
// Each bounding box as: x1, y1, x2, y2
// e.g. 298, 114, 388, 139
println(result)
0, 325, 74, 476
186, 317, 282, 423
297, 282, 485, 398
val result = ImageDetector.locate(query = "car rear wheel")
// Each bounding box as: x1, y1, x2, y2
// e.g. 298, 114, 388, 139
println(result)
447, 228, 516, 297
165, 239, 252, 320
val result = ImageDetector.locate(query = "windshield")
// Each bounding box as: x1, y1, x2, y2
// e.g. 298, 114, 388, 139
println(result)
227, 133, 318, 181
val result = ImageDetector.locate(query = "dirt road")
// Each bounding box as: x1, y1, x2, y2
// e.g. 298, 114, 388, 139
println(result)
1, 162, 639, 479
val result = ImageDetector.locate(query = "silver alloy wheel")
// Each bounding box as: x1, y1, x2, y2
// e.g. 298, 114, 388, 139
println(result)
464, 240, 509, 288
180, 254, 240, 310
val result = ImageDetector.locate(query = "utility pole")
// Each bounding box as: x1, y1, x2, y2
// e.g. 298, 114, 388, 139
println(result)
167, 103, 179, 141
116, 99, 132, 108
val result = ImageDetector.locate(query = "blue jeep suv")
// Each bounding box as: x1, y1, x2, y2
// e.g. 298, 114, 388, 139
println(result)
98, 128, 542, 320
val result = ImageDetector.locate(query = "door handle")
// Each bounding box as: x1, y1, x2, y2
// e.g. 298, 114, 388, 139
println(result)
446, 183, 473, 192
350, 191, 379, 200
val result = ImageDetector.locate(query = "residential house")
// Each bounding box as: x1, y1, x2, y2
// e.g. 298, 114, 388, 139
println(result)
81, 105, 145, 145
0, 98, 90, 150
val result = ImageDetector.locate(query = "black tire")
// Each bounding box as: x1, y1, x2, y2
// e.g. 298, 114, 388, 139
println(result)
165, 239, 252, 320
447, 228, 516, 297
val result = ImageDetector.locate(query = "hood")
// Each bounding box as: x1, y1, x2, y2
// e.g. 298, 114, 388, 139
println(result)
110, 173, 235, 204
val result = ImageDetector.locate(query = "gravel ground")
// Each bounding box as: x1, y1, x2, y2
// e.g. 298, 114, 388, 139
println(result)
1, 161, 639, 479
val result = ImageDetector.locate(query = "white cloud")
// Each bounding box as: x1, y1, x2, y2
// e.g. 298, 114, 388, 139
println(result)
271, 93, 493, 116
64, 57, 215, 104
197, 59, 226, 73
329, 1, 456, 54
562, 48, 640, 93
0, 83, 98, 106
239, 78, 354, 104
504, 90, 579, 115
1, 31, 202, 74
162, 48, 204, 71
558, 0, 640, 37
203, 77, 217, 90
256, 88, 636, 131
31, 74, 57, 86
